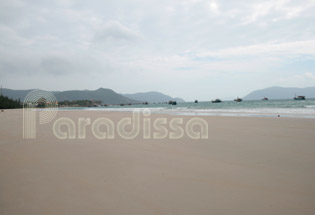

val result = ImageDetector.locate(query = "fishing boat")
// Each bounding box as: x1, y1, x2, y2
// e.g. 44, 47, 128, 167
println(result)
262, 97, 268, 101
212, 99, 222, 103
294, 95, 305, 100
168, 100, 177, 105
234, 98, 242, 102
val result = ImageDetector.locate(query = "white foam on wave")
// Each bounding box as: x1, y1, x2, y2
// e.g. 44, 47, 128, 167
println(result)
84, 107, 167, 112
151, 108, 315, 118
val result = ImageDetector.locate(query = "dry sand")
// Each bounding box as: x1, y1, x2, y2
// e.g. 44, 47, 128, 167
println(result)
0, 109, 315, 215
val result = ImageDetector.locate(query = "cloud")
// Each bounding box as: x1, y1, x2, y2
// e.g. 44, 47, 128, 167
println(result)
276, 72, 315, 87
304, 72, 315, 79
1, 0, 315, 99
195, 40, 315, 59
242, 0, 315, 25
0, 24, 32, 47
93, 20, 142, 44
39, 57, 73, 76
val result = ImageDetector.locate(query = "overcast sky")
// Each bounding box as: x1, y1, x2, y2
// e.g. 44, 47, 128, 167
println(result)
1, 0, 315, 100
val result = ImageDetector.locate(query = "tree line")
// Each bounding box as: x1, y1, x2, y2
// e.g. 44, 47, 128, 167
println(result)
0, 95, 22, 109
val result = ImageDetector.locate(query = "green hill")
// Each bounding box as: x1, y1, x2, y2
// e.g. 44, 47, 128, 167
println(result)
2, 88, 139, 105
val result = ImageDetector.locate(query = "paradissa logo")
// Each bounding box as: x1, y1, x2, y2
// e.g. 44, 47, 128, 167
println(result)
23, 90, 208, 140
23, 89, 58, 139
53, 110, 208, 140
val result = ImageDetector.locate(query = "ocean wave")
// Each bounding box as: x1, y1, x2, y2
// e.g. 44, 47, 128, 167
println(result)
304, 105, 315, 108
152, 108, 315, 118
57, 103, 315, 118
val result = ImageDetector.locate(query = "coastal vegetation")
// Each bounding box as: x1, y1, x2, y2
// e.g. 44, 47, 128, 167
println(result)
58, 100, 102, 107
0, 95, 22, 109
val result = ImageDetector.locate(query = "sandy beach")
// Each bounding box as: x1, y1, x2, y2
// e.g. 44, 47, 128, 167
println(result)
0, 109, 315, 215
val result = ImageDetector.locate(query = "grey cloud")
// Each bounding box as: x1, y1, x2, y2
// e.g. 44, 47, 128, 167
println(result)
93, 20, 142, 43
39, 57, 73, 75
1, 0, 315, 100
0, 55, 71, 77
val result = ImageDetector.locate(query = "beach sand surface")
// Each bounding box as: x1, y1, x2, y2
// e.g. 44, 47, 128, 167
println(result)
0, 110, 315, 215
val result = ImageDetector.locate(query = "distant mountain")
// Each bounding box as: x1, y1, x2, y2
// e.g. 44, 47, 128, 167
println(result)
1, 88, 34, 101
55, 88, 139, 104
244, 86, 315, 100
1, 88, 139, 104
123, 91, 185, 103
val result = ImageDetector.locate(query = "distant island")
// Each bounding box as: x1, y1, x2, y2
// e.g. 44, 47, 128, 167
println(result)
244, 86, 315, 100
123, 91, 185, 103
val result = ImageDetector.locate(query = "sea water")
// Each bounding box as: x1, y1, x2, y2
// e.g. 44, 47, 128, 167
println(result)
59, 98, 315, 118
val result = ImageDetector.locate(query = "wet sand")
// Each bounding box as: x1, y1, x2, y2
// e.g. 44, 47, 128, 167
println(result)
0, 109, 315, 214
